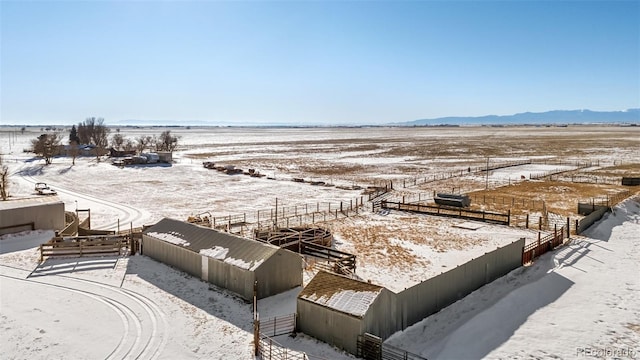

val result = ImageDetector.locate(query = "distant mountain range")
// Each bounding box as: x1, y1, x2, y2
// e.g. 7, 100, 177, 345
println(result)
397, 109, 640, 126
79, 108, 640, 127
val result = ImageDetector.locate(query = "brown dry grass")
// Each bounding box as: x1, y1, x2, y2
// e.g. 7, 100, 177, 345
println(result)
468, 181, 629, 216
183, 126, 640, 183
175, 126, 640, 277
327, 215, 498, 269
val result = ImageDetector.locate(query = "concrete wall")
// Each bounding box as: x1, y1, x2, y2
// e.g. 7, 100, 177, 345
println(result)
394, 238, 524, 332
0, 200, 65, 234
254, 249, 303, 299
296, 299, 364, 355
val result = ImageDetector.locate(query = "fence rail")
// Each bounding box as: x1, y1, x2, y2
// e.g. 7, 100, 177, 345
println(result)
522, 226, 567, 264
382, 200, 510, 225
258, 334, 308, 360
39, 235, 129, 262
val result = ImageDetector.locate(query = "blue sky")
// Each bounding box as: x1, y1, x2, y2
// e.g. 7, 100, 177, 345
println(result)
1, 1, 639, 125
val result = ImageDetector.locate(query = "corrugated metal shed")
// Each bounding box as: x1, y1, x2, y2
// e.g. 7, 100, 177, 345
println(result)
142, 218, 302, 300
299, 271, 383, 318
144, 218, 279, 270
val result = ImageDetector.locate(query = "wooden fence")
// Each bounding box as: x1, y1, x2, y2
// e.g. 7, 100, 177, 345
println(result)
529, 161, 594, 180
522, 226, 567, 265
301, 242, 357, 275
203, 196, 368, 236
39, 235, 129, 262
381, 200, 510, 226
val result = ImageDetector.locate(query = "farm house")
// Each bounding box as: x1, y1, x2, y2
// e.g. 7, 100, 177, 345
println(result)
141, 218, 303, 300
0, 197, 65, 235
297, 271, 398, 356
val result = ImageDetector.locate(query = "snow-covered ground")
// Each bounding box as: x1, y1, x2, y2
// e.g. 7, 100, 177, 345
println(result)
2, 197, 638, 360
386, 197, 640, 359
0, 232, 355, 359
1, 126, 639, 359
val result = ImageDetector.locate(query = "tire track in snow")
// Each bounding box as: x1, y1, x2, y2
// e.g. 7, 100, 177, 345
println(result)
17, 163, 149, 230
0, 264, 168, 359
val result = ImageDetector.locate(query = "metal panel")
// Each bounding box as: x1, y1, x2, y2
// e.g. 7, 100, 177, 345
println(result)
142, 235, 201, 278
144, 218, 279, 266
395, 238, 525, 333
362, 289, 398, 341
201, 255, 208, 281
296, 298, 363, 356
207, 256, 253, 300
254, 249, 303, 299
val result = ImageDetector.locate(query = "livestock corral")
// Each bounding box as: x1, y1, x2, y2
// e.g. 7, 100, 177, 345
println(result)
1, 125, 639, 359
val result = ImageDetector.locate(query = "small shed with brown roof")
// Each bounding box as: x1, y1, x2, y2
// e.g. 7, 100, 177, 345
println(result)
142, 218, 302, 301
297, 271, 398, 356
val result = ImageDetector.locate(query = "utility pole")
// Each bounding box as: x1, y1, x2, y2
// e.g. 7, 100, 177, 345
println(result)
485, 157, 489, 190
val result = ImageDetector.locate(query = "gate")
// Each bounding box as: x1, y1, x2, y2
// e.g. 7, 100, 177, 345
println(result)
358, 333, 428, 360
357, 333, 382, 360
260, 314, 296, 337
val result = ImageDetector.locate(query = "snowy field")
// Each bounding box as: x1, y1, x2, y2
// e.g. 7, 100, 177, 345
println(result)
1, 197, 639, 359
1, 125, 639, 359
386, 197, 640, 359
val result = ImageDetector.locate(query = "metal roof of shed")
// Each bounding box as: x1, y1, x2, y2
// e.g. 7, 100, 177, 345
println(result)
299, 271, 383, 318
143, 218, 280, 271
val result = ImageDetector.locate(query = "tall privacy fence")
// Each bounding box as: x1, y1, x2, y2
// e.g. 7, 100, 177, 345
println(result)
575, 190, 631, 235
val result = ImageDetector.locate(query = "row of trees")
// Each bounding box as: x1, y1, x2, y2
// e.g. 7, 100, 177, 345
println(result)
31, 117, 180, 165
110, 131, 179, 153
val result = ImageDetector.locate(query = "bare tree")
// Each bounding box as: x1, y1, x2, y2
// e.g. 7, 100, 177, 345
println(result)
77, 117, 110, 161
135, 135, 153, 153
68, 140, 80, 165
0, 154, 9, 200
111, 133, 125, 150
157, 130, 180, 152
31, 133, 61, 165
76, 121, 92, 145
92, 120, 110, 162
123, 139, 135, 151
